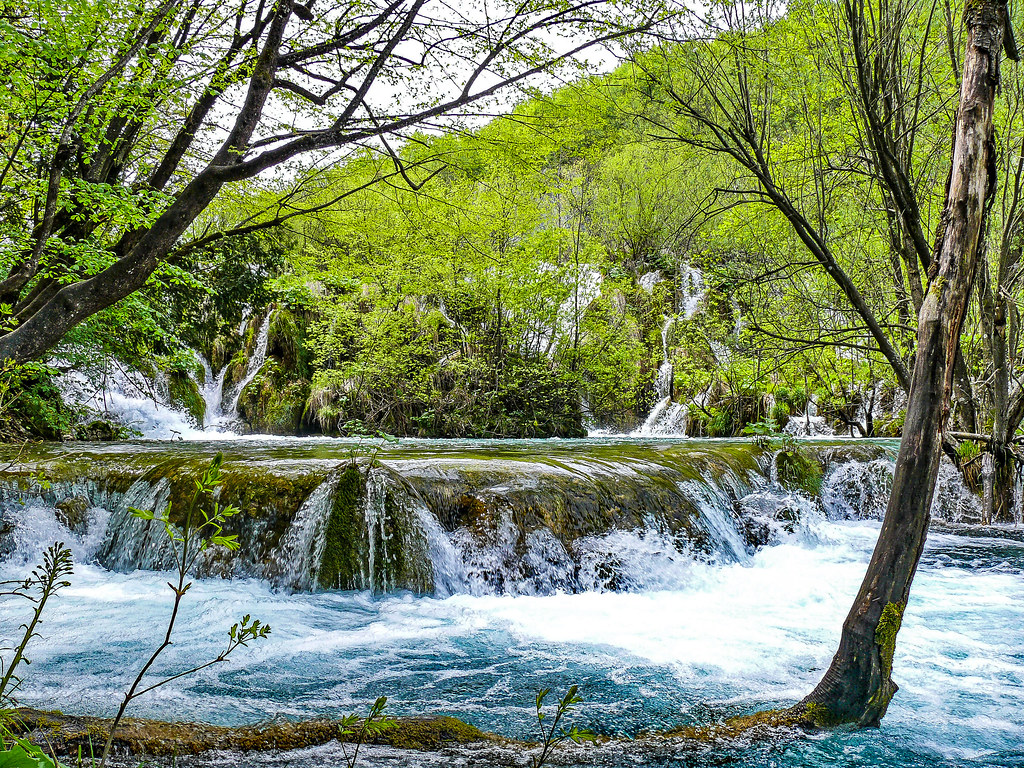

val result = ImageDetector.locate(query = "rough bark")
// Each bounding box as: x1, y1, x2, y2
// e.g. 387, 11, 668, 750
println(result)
795, 0, 1007, 726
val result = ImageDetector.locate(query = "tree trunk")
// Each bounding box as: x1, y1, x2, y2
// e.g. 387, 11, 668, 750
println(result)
795, 0, 1007, 726
982, 444, 1016, 523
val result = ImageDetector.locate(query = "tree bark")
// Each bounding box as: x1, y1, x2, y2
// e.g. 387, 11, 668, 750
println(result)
795, 0, 1007, 726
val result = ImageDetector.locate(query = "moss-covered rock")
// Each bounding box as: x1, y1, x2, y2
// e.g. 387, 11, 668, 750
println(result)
167, 370, 206, 427
9, 708, 490, 758
317, 464, 434, 592
369, 716, 486, 750
318, 463, 366, 590
73, 419, 133, 441
775, 449, 824, 495
55, 496, 90, 533
227, 306, 315, 435
664, 702, 838, 742
237, 358, 310, 435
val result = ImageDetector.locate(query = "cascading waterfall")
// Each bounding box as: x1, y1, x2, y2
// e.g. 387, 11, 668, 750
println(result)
196, 353, 231, 430
784, 395, 836, 437
224, 312, 273, 420
680, 265, 704, 319
1, 438, 1020, 768
633, 265, 706, 437
0, 438, 996, 600
52, 309, 272, 439
635, 316, 685, 435
274, 473, 341, 590
56, 360, 205, 439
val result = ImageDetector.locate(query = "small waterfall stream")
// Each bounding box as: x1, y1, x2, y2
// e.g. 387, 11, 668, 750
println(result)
225, 312, 273, 419
633, 266, 706, 437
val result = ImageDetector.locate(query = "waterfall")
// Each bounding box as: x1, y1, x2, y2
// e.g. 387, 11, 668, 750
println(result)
0, 439, 996, 600
225, 312, 273, 419
639, 270, 665, 293
631, 265, 707, 437
783, 396, 835, 437
635, 315, 687, 435
196, 353, 231, 430
274, 474, 340, 590
56, 358, 207, 440
680, 265, 705, 319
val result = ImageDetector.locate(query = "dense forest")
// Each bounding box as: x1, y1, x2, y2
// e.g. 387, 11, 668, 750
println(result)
3, 0, 1022, 518
0, 0, 1022, 766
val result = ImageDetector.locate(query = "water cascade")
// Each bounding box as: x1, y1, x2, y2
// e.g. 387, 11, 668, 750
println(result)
784, 395, 836, 437
0, 437, 1019, 767
0, 438, 985, 595
56, 361, 207, 440
224, 312, 274, 421
634, 266, 706, 436
52, 310, 272, 439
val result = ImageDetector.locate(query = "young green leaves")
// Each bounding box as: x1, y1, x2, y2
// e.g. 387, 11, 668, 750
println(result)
531, 685, 596, 768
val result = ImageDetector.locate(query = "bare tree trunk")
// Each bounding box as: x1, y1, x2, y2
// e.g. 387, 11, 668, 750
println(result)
795, 0, 1009, 726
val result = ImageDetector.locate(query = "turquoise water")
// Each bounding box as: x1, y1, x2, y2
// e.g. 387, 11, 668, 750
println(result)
0, 439, 1020, 766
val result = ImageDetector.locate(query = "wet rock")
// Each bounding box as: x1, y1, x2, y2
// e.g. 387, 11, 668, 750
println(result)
775, 449, 824, 495
11, 708, 490, 759
74, 420, 122, 441
55, 496, 90, 534
168, 370, 206, 428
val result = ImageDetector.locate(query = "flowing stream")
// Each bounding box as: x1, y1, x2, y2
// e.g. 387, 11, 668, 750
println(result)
0, 438, 1020, 767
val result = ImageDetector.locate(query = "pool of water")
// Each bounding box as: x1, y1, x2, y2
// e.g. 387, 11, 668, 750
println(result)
2, 506, 1021, 766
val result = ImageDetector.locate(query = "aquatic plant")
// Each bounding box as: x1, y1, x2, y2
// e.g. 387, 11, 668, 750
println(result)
98, 454, 270, 767
530, 686, 595, 768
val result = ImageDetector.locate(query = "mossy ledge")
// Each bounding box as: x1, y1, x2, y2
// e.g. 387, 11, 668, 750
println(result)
9, 708, 491, 758
12, 702, 840, 762
662, 702, 841, 742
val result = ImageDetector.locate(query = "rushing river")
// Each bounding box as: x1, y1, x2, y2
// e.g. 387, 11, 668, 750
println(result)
0, 438, 1021, 767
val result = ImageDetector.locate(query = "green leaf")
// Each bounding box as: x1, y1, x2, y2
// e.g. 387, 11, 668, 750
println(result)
0, 740, 60, 768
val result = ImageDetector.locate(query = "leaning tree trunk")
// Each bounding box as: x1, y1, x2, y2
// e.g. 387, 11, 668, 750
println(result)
794, 0, 1009, 726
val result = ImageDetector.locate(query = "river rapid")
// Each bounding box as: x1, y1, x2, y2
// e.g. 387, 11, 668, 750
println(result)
0, 437, 1021, 767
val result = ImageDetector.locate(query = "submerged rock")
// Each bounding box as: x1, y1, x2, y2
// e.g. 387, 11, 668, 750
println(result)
74, 420, 124, 441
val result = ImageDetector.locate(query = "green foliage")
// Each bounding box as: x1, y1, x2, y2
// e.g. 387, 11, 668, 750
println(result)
704, 408, 734, 438
338, 696, 397, 768
530, 686, 596, 768
0, 739, 60, 768
957, 439, 981, 463
7, 0, 976, 441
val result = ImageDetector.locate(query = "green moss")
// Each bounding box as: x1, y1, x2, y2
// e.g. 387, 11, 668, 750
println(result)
875, 601, 905, 680
368, 716, 486, 750
666, 705, 822, 742
318, 464, 366, 590
9, 708, 488, 758
168, 370, 206, 427
268, 307, 314, 378
776, 449, 824, 495
237, 358, 311, 435
138, 459, 328, 566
